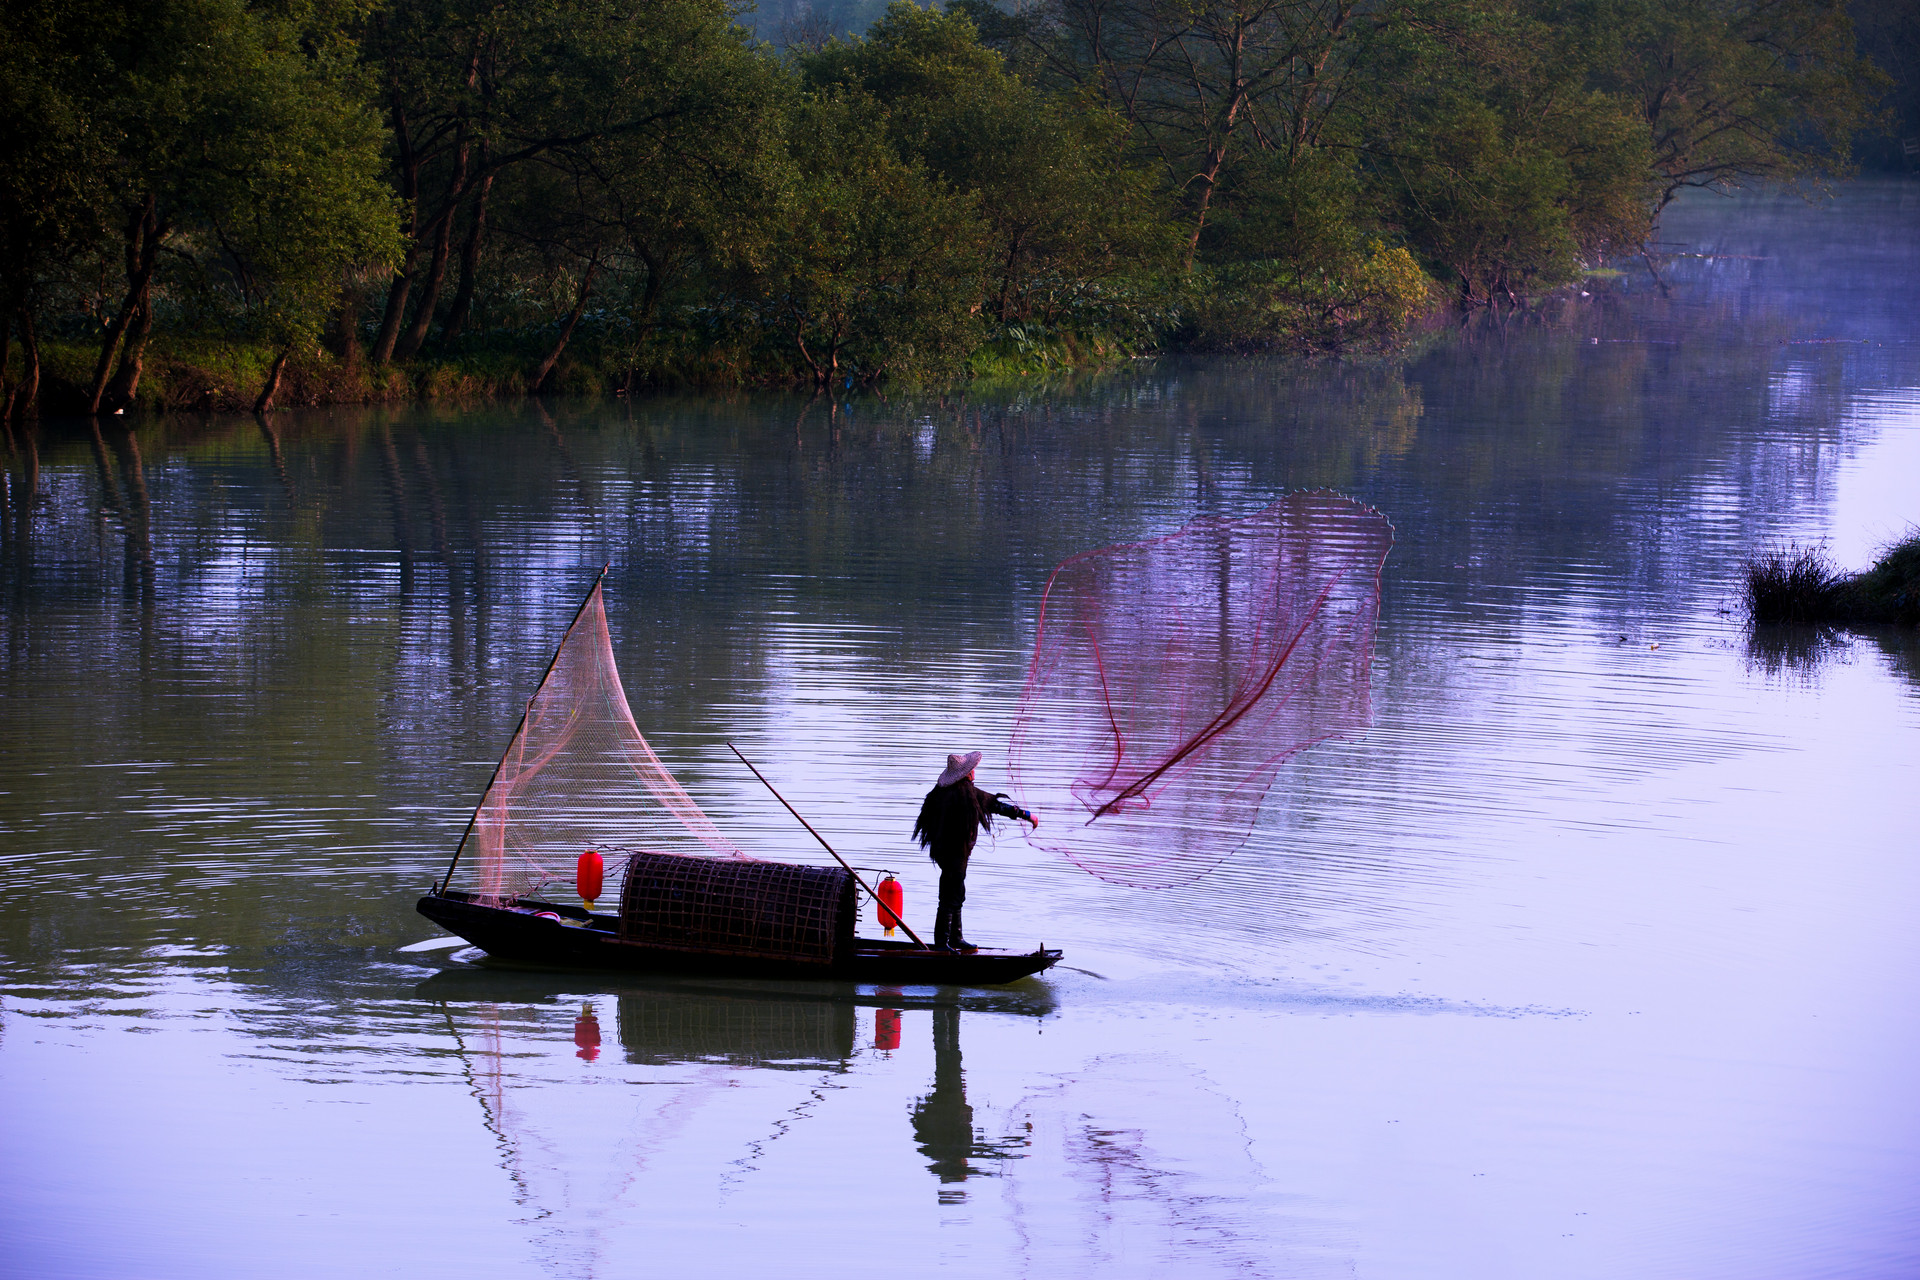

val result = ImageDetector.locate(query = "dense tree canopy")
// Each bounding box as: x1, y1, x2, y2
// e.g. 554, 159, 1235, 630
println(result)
0, 0, 1896, 414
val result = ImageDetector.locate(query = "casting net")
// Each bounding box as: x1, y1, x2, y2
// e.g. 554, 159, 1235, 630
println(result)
453, 580, 745, 905
1008, 493, 1393, 888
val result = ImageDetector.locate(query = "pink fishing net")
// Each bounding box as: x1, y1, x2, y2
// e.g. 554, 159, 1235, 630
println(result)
456, 581, 744, 905
1008, 493, 1393, 888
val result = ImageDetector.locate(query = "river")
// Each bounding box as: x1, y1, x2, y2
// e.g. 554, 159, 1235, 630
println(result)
2, 182, 1916, 1280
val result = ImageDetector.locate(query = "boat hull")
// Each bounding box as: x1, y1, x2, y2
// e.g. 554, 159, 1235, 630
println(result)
416, 892, 1062, 987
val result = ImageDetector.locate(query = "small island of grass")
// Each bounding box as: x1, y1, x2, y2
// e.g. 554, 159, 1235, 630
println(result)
1744, 535, 1920, 627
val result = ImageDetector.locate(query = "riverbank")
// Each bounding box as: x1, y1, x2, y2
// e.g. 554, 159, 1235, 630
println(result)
1744, 536, 1920, 627
9, 289, 1409, 415
14, 336, 610, 416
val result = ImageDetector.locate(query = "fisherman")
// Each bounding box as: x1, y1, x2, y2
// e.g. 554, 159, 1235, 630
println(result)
912, 751, 1037, 953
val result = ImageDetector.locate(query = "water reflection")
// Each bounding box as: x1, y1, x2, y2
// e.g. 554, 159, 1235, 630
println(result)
1744, 621, 1853, 681
912, 1004, 1028, 1197
104, 424, 154, 608
1743, 622, 1920, 692
616, 983, 856, 1070
1006, 1055, 1296, 1279
1867, 628, 1920, 689
418, 970, 1055, 1272
409, 969, 1307, 1276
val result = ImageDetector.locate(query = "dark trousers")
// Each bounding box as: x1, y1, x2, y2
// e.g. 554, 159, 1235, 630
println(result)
931, 849, 969, 948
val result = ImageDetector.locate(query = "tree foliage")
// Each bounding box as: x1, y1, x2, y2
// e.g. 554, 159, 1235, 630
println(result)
1561, 0, 1889, 209
0, 0, 1899, 412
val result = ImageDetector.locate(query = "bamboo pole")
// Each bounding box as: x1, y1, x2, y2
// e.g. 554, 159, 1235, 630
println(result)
436, 563, 610, 894
727, 743, 933, 951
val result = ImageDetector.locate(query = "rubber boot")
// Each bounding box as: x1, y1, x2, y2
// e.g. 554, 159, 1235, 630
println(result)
950, 907, 977, 954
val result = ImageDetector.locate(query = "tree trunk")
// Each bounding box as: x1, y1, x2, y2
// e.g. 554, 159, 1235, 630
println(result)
13, 307, 41, 423
395, 125, 472, 362
371, 256, 416, 365
255, 344, 293, 413
324, 276, 365, 367
102, 285, 154, 413
1182, 27, 1247, 270
530, 258, 599, 393
393, 210, 454, 361
996, 235, 1026, 322
440, 168, 492, 346
795, 326, 822, 386
372, 255, 418, 362
90, 195, 160, 412
372, 98, 423, 365
0, 310, 12, 423
1183, 141, 1233, 269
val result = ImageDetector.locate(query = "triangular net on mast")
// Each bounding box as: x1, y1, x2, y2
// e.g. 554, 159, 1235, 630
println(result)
454, 581, 745, 905
1009, 492, 1393, 888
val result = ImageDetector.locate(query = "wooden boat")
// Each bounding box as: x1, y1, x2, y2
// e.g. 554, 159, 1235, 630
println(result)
410, 953, 1061, 1017
416, 888, 1061, 986
415, 572, 1061, 988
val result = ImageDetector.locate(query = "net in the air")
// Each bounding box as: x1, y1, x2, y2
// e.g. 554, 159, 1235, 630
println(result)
1008, 492, 1393, 888
452, 581, 745, 906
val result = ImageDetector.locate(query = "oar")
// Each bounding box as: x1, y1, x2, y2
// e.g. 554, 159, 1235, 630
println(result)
727, 743, 933, 951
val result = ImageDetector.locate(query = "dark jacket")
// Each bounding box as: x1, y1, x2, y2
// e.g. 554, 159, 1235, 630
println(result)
912, 780, 1030, 863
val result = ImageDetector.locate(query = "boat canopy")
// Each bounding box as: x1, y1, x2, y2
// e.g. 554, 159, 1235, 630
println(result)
619, 851, 854, 966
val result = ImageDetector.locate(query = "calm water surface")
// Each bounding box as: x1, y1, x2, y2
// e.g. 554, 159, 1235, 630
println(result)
3, 185, 1917, 1280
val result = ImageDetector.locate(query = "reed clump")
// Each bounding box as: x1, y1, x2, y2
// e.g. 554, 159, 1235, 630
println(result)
1844, 534, 1920, 624
1744, 535, 1920, 626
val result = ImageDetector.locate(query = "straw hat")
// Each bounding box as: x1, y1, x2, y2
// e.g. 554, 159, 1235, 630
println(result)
937, 751, 983, 787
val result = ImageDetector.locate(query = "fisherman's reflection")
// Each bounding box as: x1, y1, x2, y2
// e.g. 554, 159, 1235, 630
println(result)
421, 971, 1039, 1212
909, 1006, 1025, 1199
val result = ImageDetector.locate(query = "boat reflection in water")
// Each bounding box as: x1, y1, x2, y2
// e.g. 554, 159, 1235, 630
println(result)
417, 967, 1310, 1277
415, 968, 1053, 1271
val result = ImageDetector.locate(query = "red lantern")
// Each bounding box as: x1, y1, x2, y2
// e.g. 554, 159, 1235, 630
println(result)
577, 849, 604, 911
875, 1008, 901, 1052
876, 876, 904, 937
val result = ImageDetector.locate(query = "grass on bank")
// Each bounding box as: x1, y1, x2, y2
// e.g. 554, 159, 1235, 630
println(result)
19, 335, 621, 415
1744, 535, 1920, 627
8, 255, 1447, 414
13, 320, 1152, 414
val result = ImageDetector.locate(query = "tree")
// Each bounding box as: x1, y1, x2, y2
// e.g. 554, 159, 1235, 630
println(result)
747, 91, 986, 386
1557, 0, 1889, 210
1360, 1, 1653, 302
800, 2, 1175, 327
497, 3, 791, 387
205, 40, 404, 408
0, 0, 400, 415
1017, 0, 1383, 261
360, 0, 775, 364
0, 0, 112, 419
